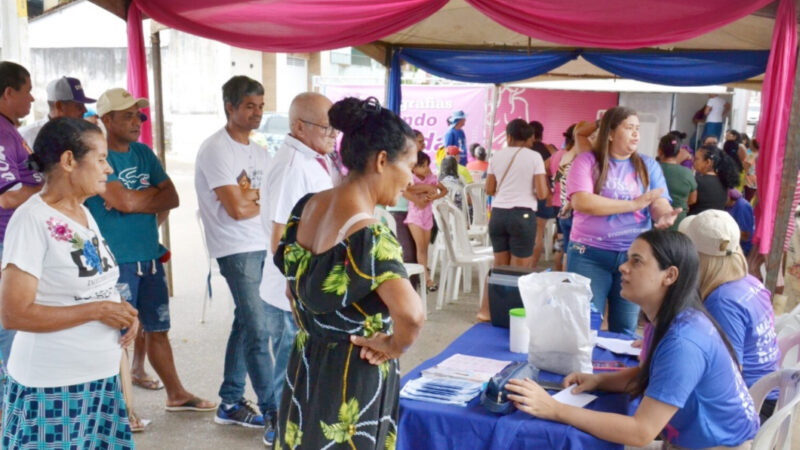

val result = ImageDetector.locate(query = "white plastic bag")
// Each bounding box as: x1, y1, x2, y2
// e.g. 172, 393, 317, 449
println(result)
518, 271, 593, 375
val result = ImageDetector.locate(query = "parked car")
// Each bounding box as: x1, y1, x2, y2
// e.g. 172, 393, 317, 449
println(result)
251, 112, 289, 156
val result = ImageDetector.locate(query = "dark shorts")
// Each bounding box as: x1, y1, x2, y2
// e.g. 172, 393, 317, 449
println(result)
117, 260, 170, 332
535, 200, 558, 219
489, 207, 536, 258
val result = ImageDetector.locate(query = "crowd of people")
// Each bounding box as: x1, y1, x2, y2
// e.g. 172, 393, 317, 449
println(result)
0, 57, 780, 450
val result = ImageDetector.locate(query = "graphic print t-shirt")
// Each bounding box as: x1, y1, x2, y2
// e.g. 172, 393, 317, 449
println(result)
2, 194, 122, 387
85, 142, 168, 264
195, 128, 269, 259
567, 152, 670, 252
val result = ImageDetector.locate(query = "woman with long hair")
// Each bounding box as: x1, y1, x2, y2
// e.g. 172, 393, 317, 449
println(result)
565, 106, 679, 334
506, 229, 759, 449
681, 209, 780, 423
690, 144, 740, 215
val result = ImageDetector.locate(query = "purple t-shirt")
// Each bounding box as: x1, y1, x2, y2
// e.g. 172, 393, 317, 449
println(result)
705, 275, 780, 391
0, 116, 43, 241
566, 152, 670, 251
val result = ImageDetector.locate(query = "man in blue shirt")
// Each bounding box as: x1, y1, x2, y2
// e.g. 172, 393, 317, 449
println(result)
444, 110, 467, 165
726, 189, 754, 255
86, 88, 214, 417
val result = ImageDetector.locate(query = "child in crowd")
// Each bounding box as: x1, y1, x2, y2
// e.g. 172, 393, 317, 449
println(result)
405, 152, 448, 291
439, 156, 465, 208
466, 144, 489, 173
743, 138, 759, 202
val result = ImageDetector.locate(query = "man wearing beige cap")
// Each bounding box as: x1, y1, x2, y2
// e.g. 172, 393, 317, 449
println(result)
85, 88, 216, 418
20, 76, 95, 145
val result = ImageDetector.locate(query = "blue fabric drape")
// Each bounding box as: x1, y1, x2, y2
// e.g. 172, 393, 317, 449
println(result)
583, 50, 769, 86
387, 49, 402, 114
398, 48, 581, 84
386, 48, 768, 118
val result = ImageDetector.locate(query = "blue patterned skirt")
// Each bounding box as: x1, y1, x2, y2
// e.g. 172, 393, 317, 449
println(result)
2, 375, 133, 449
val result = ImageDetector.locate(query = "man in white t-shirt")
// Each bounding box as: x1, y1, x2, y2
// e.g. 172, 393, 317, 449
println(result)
258, 92, 337, 426
195, 76, 273, 441
19, 76, 95, 146
702, 94, 729, 142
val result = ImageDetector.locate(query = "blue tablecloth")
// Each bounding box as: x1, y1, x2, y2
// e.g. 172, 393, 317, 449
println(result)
398, 323, 640, 450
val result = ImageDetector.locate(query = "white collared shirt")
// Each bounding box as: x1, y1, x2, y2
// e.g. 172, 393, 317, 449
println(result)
259, 135, 335, 310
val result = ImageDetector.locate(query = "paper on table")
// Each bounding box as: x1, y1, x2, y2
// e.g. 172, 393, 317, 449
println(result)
552, 384, 598, 408
594, 336, 641, 356
421, 354, 512, 382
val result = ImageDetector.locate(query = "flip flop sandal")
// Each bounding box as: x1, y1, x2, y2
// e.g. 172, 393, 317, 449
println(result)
129, 412, 151, 433
165, 397, 218, 412
132, 376, 164, 391
426, 283, 439, 292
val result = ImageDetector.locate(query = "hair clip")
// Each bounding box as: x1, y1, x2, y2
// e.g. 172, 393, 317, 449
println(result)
26, 155, 41, 172
362, 97, 381, 114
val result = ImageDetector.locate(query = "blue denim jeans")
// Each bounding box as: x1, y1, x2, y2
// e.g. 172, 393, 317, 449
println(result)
702, 121, 723, 142
216, 251, 281, 416
558, 216, 573, 253
566, 242, 640, 335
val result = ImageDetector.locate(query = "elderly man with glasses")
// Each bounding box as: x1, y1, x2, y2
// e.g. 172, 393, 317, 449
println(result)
254, 91, 338, 445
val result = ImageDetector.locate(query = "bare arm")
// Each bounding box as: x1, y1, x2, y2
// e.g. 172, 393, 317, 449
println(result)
687, 190, 698, 206
271, 222, 286, 254
485, 174, 498, 196
574, 120, 598, 153
571, 189, 662, 217
534, 173, 548, 200
99, 181, 158, 214
143, 179, 180, 213
0, 184, 42, 209
214, 185, 260, 221
650, 197, 681, 229
350, 278, 425, 365
1, 264, 138, 333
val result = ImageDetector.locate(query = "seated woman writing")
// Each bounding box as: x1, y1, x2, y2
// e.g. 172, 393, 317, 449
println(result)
506, 229, 759, 449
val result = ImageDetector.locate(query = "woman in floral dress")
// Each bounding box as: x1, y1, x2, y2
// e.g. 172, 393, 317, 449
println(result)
274, 97, 425, 449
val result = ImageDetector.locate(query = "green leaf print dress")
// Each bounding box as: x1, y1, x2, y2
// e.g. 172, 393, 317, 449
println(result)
274, 194, 407, 450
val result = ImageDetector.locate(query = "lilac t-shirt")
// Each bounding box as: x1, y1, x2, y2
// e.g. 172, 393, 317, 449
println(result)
705, 275, 780, 391
566, 152, 670, 251
0, 116, 43, 241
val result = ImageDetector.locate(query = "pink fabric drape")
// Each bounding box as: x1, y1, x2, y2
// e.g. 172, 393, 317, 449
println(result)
126, 3, 153, 147
133, 0, 448, 53
464, 0, 773, 49
753, 0, 798, 254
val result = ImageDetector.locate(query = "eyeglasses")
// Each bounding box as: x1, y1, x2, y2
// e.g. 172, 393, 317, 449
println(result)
299, 119, 338, 137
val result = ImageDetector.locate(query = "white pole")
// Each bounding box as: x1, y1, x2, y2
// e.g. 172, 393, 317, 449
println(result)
485, 83, 501, 158
1, 0, 30, 68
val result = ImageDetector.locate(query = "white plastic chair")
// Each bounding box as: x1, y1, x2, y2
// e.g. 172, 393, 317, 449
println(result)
778, 330, 800, 368
464, 182, 489, 246
196, 209, 222, 324
543, 218, 557, 261
434, 200, 493, 310
751, 369, 800, 450
374, 207, 428, 318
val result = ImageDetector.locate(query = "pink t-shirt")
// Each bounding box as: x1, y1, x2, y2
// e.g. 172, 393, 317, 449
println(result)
566, 152, 670, 252
487, 147, 545, 211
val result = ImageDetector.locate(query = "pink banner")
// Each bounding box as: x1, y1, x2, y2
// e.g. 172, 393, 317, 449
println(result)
323, 85, 490, 154
126, 3, 153, 147
492, 87, 618, 150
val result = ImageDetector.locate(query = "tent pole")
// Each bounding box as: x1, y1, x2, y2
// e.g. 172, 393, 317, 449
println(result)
151, 30, 173, 297
764, 50, 800, 294
384, 45, 393, 107
486, 84, 500, 157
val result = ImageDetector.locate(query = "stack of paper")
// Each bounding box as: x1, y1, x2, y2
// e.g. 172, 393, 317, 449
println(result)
420, 354, 512, 383
400, 377, 484, 406
594, 336, 641, 357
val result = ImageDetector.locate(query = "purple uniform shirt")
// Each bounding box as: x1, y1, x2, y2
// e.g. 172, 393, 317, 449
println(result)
0, 115, 43, 241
